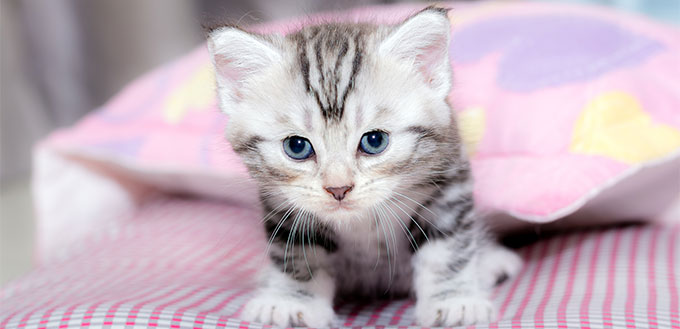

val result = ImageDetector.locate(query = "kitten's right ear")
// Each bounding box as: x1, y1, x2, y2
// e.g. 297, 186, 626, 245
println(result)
207, 26, 282, 113
379, 7, 452, 98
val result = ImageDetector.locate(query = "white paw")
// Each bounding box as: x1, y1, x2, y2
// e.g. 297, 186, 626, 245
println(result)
242, 293, 335, 327
416, 296, 496, 326
478, 243, 523, 289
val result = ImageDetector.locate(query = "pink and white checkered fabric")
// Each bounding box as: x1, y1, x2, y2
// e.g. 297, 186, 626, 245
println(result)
1, 197, 678, 329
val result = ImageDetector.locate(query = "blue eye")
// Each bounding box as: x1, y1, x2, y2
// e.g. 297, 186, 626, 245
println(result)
283, 136, 314, 160
359, 130, 389, 155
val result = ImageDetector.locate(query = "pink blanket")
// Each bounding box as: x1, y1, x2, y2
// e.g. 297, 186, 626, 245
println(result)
2, 197, 678, 328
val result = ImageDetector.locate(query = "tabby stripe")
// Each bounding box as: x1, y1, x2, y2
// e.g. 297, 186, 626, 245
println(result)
336, 33, 363, 120
333, 39, 349, 75
263, 210, 338, 253
297, 35, 312, 93
232, 135, 263, 154
407, 125, 443, 142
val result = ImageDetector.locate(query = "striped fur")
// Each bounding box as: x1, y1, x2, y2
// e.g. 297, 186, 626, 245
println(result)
207, 6, 521, 327
292, 24, 368, 122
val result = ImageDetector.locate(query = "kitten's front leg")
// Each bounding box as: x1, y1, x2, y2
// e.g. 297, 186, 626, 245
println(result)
242, 207, 338, 327
243, 263, 336, 327
412, 236, 495, 326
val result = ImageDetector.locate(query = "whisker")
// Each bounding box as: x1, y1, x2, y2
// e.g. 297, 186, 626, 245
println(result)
264, 205, 296, 263
283, 208, 303, 274
214, 197, 292, 258
391, 192, 450, 238
386, 197, 426, 249
309, 215, 319, 259
371, 207, 381, 270
391, 190, 445, 227
391, 190, 438, 219
393, 187, 439, 202
376, 203, 395, 258
382, 199, 419, 251
373, 205, 393, 290
388, 192, 436, 227
301, 209, 313, 280
382, 206, 400, 292
259, 199, 294, 225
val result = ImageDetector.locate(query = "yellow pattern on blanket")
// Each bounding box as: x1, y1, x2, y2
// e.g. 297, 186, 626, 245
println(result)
571, 91, 680, 164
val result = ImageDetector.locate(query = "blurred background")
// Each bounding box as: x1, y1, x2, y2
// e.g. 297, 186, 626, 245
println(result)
1, 0, 678, 285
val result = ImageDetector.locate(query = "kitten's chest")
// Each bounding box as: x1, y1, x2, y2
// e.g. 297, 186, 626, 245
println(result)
330, 221, 414, 299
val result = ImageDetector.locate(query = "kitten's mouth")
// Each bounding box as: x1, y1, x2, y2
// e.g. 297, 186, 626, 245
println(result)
327, 201, 354, 212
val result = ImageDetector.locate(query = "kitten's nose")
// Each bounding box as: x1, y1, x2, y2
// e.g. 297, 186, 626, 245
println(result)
324, 185, 353, 201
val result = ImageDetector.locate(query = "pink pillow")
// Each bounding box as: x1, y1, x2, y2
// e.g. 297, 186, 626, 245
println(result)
43, 1, 680, 229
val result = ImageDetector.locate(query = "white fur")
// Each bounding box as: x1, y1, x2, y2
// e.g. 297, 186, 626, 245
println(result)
33, 147, 144, 263
478, 242, 524, 289
412, 239, 495, 326
207, 28, 282, 115
242, 266, 336, 327
379, 10, 452, 98
416, 296, 496, 326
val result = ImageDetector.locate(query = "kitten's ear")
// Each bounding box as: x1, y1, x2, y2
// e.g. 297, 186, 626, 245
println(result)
379, 7, 452, 98
207, 26, 282, 113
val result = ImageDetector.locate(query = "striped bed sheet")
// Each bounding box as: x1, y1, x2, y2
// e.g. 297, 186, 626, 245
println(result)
1, 197, 678, 329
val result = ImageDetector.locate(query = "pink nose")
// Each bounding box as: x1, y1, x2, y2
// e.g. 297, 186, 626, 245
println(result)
324, 185, 353, 201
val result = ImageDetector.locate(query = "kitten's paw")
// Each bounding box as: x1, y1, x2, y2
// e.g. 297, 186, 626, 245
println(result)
479, 244, 523, 289
242, 294, 335, 327
416, 297, 496, 326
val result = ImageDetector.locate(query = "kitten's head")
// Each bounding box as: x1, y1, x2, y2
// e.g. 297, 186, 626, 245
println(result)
207, 7, 464, 224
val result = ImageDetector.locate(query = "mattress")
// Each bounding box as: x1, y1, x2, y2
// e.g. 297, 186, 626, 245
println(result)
1, 197, 678, 329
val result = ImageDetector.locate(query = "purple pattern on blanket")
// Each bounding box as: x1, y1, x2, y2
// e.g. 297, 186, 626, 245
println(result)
450, 15, 663, 92
89, 138, 144, 158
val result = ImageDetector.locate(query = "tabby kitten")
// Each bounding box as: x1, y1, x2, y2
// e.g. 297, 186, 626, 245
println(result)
207, 7, 522, 327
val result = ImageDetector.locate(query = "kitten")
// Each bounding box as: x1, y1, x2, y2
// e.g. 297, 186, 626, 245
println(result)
207, 7, 522, 327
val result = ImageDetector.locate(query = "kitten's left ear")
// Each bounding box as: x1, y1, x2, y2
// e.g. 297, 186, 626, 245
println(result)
379, 7, 452, 98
